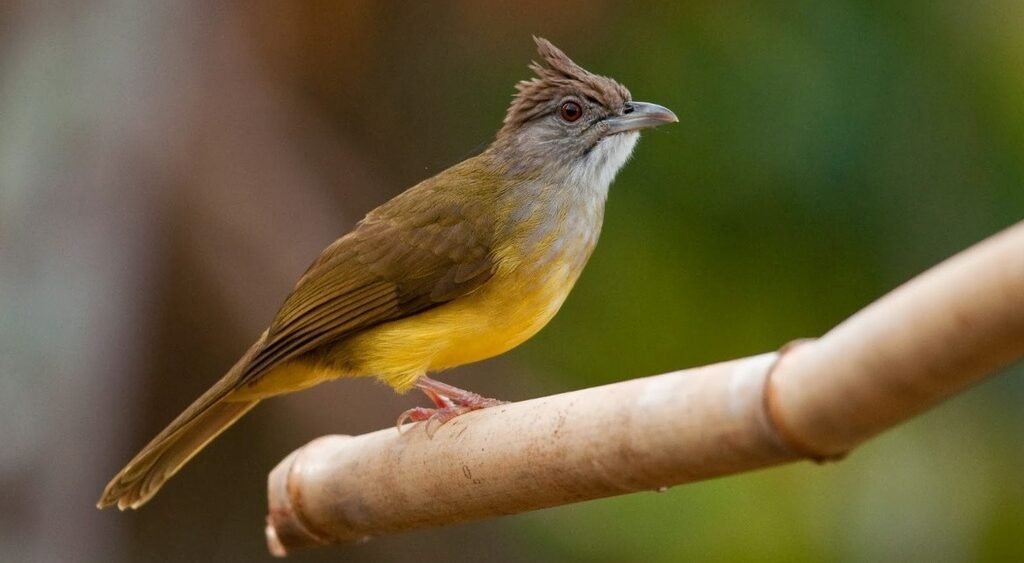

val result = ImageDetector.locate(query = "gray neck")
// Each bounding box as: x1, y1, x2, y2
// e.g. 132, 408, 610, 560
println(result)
491, 131, 640, 273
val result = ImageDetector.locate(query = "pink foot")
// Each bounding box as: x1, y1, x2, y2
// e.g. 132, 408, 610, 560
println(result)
396, 376, 507, 436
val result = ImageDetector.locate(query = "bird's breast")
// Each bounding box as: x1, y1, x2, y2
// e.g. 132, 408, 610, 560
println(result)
421, 241, 592, 373
420, 191, 606, 371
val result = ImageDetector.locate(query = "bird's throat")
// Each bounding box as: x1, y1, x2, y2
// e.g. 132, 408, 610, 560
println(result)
571, 131, 639, 193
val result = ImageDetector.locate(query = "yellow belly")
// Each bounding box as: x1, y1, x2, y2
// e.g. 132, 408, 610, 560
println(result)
336, 260, 579, 391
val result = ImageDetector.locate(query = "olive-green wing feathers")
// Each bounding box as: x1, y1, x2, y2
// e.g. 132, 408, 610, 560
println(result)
238, 183, 496, 384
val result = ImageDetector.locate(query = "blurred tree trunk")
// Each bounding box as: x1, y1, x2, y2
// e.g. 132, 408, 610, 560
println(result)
0, 1, 367, 561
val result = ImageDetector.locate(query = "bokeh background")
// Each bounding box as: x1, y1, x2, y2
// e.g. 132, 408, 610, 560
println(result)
2, 1, 1022, 562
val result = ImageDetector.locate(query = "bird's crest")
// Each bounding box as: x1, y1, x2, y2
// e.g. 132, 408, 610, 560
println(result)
502, 37, 631, 132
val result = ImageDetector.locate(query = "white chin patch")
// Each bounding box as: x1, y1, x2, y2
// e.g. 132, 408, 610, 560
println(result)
570, 131, 640, 192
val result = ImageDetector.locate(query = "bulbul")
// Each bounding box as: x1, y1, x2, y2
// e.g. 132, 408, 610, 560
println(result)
98, 37, 677, 510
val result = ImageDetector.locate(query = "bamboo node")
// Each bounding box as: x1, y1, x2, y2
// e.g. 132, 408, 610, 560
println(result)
762, 338, 847, 463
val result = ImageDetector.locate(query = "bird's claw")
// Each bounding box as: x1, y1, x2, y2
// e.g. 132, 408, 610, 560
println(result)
395, 407, 439, 434
396, 396, 507, 437
395, 405, 466, 437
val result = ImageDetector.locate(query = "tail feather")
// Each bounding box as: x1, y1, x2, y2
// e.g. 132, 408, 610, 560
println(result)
98, 337, 266, 510
98, 399, 259, 510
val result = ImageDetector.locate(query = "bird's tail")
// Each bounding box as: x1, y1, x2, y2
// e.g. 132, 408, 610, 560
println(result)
97, 338, 264, 510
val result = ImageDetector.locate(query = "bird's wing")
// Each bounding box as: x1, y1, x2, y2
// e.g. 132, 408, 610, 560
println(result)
236, 185, 496, 385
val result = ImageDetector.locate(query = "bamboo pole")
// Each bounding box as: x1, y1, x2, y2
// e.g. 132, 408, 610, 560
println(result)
265, 221, 1024, 556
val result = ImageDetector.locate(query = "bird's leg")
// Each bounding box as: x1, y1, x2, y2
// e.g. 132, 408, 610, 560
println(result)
396, 375, 507, 436
421, 387, 455, 409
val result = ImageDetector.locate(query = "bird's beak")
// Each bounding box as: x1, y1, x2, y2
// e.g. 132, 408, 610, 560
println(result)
604, 101, 678, 135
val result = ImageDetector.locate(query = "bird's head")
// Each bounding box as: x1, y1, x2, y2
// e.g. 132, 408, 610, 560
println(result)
492, 37, 677, 187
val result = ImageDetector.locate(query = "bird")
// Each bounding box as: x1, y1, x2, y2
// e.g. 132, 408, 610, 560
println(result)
98, 37, 677, 511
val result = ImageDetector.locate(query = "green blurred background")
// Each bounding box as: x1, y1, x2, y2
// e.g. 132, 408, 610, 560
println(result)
1, 1, 1021, 561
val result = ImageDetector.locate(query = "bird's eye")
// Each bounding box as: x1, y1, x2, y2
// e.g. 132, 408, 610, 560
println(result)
559, 101, 583, 123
